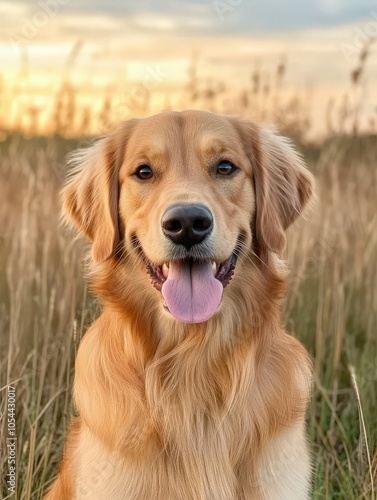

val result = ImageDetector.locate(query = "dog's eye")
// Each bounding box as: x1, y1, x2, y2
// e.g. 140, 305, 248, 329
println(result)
135, 165, 153, 180
217, 161, 237, 176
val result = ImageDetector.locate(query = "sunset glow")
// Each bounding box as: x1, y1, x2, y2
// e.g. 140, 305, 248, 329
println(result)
1, 1, 376, 137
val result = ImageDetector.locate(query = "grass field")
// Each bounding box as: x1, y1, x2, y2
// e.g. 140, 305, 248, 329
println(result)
0, 124, 376, 497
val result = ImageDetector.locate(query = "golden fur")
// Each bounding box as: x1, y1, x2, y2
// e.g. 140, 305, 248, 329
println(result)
45, 110, 315, 499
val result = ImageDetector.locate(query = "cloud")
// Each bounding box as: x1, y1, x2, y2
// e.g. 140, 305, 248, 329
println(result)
4, 0, 377, 39
228, 0, 377, 34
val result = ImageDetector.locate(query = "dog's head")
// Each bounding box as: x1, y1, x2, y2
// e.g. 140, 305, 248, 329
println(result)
63, 111, 314, 324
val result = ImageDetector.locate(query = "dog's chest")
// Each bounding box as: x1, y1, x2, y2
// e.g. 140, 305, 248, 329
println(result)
141, 360, 256, 493
75, 405, 253, 500
73, 338, 311, 499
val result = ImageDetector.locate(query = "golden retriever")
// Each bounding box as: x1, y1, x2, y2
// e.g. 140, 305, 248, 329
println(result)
46, 110, 315, 500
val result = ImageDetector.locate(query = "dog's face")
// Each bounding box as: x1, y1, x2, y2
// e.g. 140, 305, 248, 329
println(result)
63, 111, 314, 323
118, 112, 255, 323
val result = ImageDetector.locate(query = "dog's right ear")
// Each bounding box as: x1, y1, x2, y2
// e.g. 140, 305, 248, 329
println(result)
62, 120, 137, 263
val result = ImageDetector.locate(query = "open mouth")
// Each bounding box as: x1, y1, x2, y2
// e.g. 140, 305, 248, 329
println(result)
131, 236, 242, 324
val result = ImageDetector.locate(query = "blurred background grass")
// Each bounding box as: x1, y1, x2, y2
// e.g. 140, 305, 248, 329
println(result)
0, 1, 377, 498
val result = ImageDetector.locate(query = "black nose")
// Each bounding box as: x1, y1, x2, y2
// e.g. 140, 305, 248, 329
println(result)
161, 204, 213, 249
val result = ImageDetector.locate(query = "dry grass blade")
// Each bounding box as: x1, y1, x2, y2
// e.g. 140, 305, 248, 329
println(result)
349, 365, 375, 499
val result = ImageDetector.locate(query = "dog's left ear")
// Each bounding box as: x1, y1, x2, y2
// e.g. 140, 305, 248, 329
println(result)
234, 119, 315, 257
62, 120, 137, 263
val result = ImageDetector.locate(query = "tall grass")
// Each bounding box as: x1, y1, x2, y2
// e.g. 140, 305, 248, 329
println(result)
0, 46, 376, 499
2, 43, 374, 140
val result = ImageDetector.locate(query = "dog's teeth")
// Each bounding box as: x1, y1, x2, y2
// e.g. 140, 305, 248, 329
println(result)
162, 263, 169, 278
163, 300, 168, 307
212, 261, 217, 275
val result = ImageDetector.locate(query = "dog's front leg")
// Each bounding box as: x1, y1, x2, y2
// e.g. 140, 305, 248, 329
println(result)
237, 422, 311, 500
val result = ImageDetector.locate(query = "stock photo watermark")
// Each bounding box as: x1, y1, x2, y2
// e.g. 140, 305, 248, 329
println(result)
339, 10, 377, 64
52, 63, 168, 180
212, 0, 243, 21
114, 65, 168, 118
7, 0, 70, 50
5, 385, 17, 495
76, 456, 118, 499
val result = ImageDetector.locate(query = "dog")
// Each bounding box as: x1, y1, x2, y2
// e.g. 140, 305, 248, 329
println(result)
45, 110, 315, 499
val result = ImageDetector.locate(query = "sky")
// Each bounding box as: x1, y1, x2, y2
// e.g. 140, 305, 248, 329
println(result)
0, 0, 376, 136
2, 0, 376, 72
2, 0, 377, 37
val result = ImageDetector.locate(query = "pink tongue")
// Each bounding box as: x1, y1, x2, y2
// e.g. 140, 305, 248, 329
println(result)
161, 260, 223, 323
